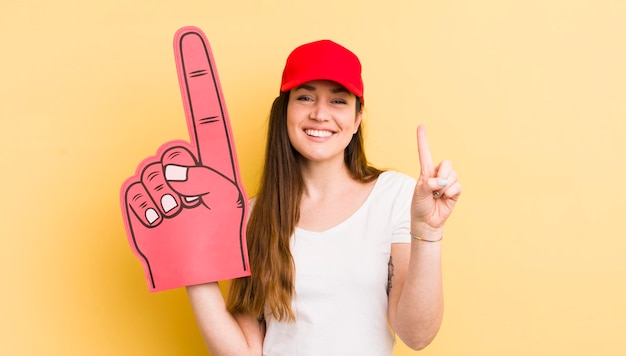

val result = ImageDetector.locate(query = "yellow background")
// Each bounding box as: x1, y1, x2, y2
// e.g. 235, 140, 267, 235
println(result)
2, 0, 625, 355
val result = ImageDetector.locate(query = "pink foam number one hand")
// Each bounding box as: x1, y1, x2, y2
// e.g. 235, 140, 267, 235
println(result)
120, 26, 250, 292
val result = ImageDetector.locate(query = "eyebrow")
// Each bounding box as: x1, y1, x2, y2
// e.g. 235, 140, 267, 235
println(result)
295, 83, 349, 94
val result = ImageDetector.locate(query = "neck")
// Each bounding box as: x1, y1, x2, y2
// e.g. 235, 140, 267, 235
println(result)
298, 157, 354, 198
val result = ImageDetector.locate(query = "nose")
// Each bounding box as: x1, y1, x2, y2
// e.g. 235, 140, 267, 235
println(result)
309, 101, 330, 121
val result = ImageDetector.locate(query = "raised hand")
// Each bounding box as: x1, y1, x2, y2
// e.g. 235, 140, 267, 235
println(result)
411, 125, 461, 234
120, 27, 249, 292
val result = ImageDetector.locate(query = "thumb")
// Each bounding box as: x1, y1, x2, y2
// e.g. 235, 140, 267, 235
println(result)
165, 165, 240, 205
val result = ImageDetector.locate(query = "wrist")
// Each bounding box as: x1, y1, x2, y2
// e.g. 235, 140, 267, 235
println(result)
411, 234, 443, 243
410, 223, 443, 240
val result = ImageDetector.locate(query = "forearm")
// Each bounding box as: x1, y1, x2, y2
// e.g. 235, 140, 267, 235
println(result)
394, 229, 444, 350
186, 283, 262, 356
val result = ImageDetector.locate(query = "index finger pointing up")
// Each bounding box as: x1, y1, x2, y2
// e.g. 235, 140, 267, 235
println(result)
174, 27, 238, 182
417, 125, 435, 177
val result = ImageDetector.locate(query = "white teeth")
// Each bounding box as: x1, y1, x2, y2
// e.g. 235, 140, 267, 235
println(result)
305, 129, 333, 137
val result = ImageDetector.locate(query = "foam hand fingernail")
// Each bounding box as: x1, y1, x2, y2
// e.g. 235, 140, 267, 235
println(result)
161, 194, 178, 212
165, 165, 188, 181
145, 208, 159, 224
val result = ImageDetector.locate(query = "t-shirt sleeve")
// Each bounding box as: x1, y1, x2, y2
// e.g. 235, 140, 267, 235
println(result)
390, 173, 417, 244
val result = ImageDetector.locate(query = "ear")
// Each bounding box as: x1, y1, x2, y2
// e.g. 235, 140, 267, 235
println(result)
354, 110, 363, 134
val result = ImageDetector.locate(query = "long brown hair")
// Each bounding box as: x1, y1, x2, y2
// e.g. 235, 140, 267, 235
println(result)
226, 91, 382, 321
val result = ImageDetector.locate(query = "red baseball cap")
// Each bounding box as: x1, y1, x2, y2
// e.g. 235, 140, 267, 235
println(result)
280, 40, 364, 103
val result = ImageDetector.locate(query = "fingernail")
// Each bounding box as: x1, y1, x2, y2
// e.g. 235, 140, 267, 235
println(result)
185, 196, 199, 202
438, 178, 448, 187
161, 194, 177, 212
145, 208, 159, 224
165, 165, 188, 181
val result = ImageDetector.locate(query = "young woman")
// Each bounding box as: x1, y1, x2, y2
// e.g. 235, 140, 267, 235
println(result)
186, 39, 461, 355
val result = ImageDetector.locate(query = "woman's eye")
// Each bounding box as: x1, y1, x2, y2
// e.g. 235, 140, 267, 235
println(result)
297, 96, 313, 102
332, 99, 347, 105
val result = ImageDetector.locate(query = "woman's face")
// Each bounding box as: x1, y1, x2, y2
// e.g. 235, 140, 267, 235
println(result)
286, 80, 362, 165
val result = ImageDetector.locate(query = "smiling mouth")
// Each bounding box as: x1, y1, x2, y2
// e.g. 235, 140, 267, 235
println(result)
305, 129, 333, 138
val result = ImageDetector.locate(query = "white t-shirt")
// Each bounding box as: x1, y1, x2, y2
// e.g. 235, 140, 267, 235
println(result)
263, 171, 416, 356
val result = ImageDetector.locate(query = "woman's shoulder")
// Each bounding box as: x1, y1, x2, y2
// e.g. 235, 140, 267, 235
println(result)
378, 170, 417, 187
369, 170, 416, 202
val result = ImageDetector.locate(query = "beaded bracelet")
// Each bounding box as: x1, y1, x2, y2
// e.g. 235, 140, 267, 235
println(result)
410, 234, 443, 243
